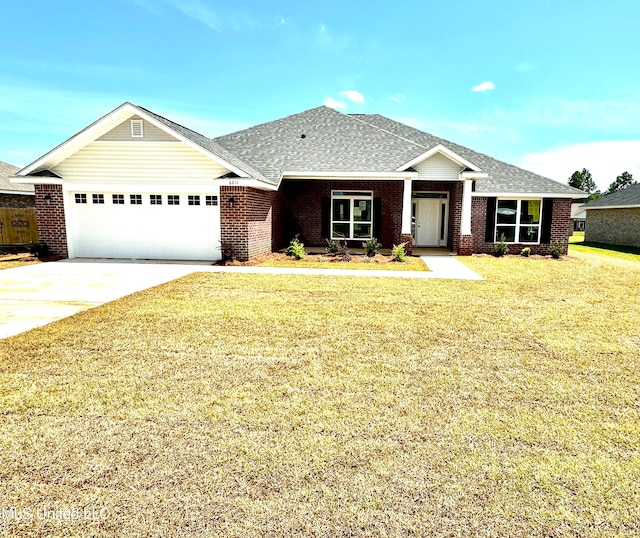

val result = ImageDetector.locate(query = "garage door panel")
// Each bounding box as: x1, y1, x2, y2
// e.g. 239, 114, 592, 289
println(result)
69, 192, 221, 260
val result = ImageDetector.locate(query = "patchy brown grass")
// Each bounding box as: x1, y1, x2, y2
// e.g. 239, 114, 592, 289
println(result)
0, 253, 39, 270
0, 253, 639, 536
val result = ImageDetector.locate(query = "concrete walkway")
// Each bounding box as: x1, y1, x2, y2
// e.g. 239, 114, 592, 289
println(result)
0, 257, 482, 339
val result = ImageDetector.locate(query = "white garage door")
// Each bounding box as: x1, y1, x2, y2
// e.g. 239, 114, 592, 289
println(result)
68, 191, 221, 260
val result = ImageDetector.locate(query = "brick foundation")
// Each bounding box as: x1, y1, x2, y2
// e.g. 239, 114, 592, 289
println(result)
458, 234, 473, 255
34, 184, 68, 257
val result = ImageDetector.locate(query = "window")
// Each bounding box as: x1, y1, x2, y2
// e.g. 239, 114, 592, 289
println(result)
495, 199, 541, 243
168, 195, 180, 205
112, 194, 125, 205
188, 195, 200, 206
130, 194, 142, 205
131, 119, 144, 138
75, 193, 87, 204
150, 195, 162, 205
205, 195, 218, 206
331, 191, 373, 240
92, 194, 104, 204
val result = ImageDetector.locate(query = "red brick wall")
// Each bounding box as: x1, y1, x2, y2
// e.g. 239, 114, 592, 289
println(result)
278, 179, 404, 248
219, 186, 276, 261
472, 197, 572, 255
34, 184, 68, 257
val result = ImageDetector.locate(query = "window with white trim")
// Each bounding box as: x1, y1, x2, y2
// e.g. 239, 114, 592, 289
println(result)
205, 195, 218, 206
495, 199, 541, 243
92, 194, 104, 204
131, 119, 144, 138
130, 194, 142, 205
188, 195, 200, 206
331, 190, 373, 240
112, 194, 124, 205
168, 195, 180, 205
75, 193, 87, 204
150, 195, 162, 205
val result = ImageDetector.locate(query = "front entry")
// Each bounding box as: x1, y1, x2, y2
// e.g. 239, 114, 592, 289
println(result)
413, 195, 448, 247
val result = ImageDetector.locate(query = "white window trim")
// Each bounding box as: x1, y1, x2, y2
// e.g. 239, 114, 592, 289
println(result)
495, 198, 542, 244
330, 190, 373, 241
131, 119, 144, 138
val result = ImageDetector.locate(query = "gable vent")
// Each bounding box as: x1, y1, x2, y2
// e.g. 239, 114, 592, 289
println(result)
131, 119, 144, 138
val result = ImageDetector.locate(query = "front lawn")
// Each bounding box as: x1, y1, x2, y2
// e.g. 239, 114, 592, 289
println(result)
0, 254, 638, 536
569, 232, 640, 262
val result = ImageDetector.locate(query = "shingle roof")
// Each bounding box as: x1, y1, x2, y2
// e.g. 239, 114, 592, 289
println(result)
0, 160, 33, 193
137, 106, 265, 181
583, 183, 640, 208
353, 114, 584, 195
213, 106, 584, 196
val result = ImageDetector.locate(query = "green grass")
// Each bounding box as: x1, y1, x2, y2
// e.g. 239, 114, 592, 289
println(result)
0, 254, 639, 536
569, 231, 640, 262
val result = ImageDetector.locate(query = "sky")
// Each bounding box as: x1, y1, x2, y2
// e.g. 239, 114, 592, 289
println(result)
2, 0, 640, 192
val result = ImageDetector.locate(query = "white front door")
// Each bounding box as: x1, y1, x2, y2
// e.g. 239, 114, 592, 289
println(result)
414, 198, 448, 247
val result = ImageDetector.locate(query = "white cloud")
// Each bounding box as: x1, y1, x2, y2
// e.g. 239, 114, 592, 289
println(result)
519, 140, 640, 192
323, 97, 346, 110
170, 0, 222, 31
340, 90, 365, 104
472, 81, 495, 92
388, 93, 406, 103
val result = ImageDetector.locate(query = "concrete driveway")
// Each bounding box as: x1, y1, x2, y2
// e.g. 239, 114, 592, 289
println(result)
0, 260, 207, 339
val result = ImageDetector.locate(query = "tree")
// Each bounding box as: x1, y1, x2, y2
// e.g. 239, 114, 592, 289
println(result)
605, 171, 637, 195
568, 168, 597, 194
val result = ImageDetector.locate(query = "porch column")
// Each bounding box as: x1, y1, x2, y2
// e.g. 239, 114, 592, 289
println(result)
399, 177, 413, 253
401, 178, 412, 234
460, 179, 473, 235
458, 179, 474, 255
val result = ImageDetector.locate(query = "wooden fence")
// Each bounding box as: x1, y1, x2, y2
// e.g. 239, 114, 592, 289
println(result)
0, 207, 39, 245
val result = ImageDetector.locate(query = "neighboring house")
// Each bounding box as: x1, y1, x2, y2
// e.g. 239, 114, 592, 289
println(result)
583, 183, 640, 248
0, 160, 38, 245
11, 103, 584, 261
571, 203, 586, 231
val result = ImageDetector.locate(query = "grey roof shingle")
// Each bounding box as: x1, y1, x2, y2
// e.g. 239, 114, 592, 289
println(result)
583, 183, 640, 208
0, 160, 33, 193
213, 106, 584, 196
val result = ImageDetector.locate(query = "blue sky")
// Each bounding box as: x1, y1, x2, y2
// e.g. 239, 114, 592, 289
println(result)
2, 0, 640, 191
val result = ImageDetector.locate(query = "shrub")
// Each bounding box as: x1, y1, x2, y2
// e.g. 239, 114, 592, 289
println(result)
521, 247, 531, 257
325, 238, 340, 256
391, 242, 406, 262
29, 242, 52, 258
493, 234, 509, 257
336, 241, 351, 262
362, 237, 382, 257
286, 235, 305, 260
548, 241, 564, 259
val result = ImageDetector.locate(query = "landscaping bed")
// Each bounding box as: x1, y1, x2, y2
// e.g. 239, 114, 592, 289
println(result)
254, 252, 428, 271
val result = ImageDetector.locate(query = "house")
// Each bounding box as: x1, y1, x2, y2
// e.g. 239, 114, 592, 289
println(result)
583, 183, 640, 248
0, 160, 38, 246
571, 203, 586, 231
10, 103, 584, 261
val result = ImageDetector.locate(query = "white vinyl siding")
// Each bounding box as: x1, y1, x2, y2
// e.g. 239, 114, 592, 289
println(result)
53, 141, 231, 184
98, 116, 178, 142
413, 152, 464, 181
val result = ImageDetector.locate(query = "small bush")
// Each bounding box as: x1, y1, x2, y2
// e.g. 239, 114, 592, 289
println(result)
325, 238, 340, 256
362, 237, 382, 257
391, 242, 406, 262
521, 247, 531, 257
493, 234, 509, 257
336, 241, 351, 262
286, 235, 305, 260
548, 241, 564, 259
29, 242, 52, 258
